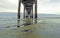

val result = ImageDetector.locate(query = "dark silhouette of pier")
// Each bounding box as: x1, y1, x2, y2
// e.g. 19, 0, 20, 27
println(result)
17, 0, 37, 27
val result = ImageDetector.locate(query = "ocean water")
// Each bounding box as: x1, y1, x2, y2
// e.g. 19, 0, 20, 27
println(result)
0, 13, 60, 38
0, 13, 60, 27
0, 13, 17, 27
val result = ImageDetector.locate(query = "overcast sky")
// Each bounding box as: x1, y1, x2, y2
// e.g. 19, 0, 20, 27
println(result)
0, 0, 60, 14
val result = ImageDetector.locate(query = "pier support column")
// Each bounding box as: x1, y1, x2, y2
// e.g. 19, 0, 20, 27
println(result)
17, 0, 37, 27
35, 0, 37, 23
17, 0, 22, 27
24, 6, 25, 18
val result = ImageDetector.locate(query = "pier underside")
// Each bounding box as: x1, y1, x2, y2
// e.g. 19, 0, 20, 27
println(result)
17, 0, 37, 27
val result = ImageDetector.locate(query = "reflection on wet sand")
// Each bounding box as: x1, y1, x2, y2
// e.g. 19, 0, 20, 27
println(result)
0, 19, 60, 38
16, 18, 38, 38
16, 24, 39, 38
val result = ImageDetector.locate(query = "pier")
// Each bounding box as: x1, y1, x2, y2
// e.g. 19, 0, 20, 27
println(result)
0, 0, 60, 38
17, 0, 37, 27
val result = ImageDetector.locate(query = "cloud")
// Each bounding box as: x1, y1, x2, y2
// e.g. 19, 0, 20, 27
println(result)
50, 0, 60, 3
0, 0, 18, 12
0, 0, 60, 14
37, 0, 60, 14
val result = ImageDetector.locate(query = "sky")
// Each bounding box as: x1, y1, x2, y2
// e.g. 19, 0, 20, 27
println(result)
0, 0, 60, 14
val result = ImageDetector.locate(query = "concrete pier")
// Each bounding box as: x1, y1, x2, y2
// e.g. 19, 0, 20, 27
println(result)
17, 0, 38, 27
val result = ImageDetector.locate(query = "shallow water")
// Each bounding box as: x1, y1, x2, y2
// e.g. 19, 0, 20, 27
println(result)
0, 18, 60, 38
0, 13, 60, 38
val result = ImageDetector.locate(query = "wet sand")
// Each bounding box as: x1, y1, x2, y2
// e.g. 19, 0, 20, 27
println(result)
0, 19, 60, 38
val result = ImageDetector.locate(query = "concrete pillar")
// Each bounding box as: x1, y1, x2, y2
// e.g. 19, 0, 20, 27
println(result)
17, 0, 22, 27
35, 0, 37, 23
24, 6, 25, 18
18, 0, 21, 19
17, 0, 37, 27
35, 0, 37, 19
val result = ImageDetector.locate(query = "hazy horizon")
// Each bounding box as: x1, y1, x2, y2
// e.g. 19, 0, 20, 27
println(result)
0, 12, 60, 15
